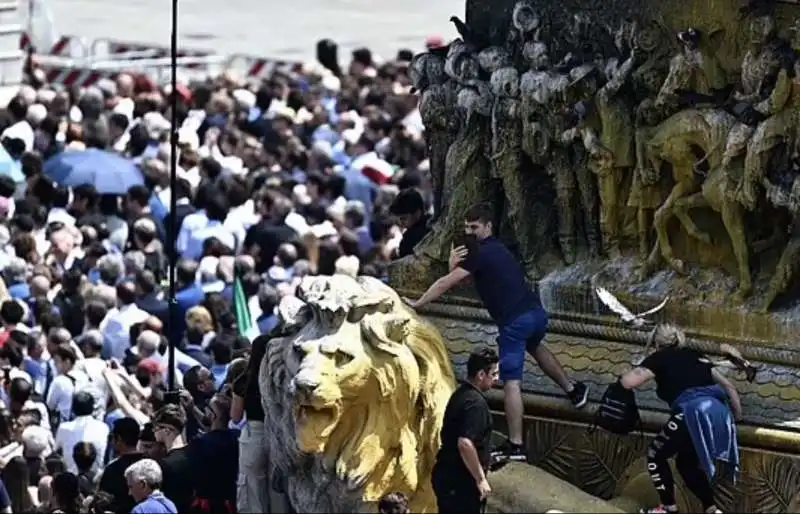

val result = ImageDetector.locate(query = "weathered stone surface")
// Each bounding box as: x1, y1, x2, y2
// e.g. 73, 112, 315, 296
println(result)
488, 462, 627, 513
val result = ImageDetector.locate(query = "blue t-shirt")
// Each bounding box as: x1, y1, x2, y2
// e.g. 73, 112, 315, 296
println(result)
460, 236, 541, 326
132, 492, 178, 514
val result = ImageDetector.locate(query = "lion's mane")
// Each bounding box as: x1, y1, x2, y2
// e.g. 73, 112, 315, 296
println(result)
259, 275, 456, 513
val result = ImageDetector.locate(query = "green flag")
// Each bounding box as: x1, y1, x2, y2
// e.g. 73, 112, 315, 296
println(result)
234, 276, 258, 341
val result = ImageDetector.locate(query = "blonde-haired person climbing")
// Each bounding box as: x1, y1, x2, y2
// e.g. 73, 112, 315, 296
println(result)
620, 323, 743, 514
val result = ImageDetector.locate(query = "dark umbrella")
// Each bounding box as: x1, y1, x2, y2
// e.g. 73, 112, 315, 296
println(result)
43, 149, 144, 194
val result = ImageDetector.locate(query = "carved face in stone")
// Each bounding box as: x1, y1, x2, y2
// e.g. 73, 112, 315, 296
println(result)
273, 276, 453, 454
512, 2, 540, 34
634, 20, 664, 54
523, 41, 550, 70
490, 68, 521, 98
457, 85, 492, 117
477, 47, 513, 74
748, 15, 775, 45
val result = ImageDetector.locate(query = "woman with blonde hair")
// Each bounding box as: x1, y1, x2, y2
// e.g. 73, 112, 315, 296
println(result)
620, 323, 743, 514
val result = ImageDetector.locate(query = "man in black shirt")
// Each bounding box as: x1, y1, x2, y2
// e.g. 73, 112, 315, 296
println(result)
153, 404, 194, 513
244, 191, 299, 273
99, 417, 144, 514
390, 187, 430, 259
432, 346, 499, 514
232, 334, 269, 513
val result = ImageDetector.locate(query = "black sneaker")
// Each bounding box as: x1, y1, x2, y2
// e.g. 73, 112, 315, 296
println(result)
490, 439, 527, 463
568, 381, 589, 409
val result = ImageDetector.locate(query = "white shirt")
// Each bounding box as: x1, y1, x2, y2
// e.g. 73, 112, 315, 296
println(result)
74, 357, 109, 408
21, 399, 51, 431
176, 210, 209, 255
224, 200, 258, 252
2, 121, 34, 151
55, 415, 109, 474
101, 304, 150, 360
181, 220, 236, 261
45, 368, 89, 424
47, 207, 76, 227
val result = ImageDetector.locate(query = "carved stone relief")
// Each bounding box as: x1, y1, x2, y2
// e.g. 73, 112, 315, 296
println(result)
413, 0, 800, 310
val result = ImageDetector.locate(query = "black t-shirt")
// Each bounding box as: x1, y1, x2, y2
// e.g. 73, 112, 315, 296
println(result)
460, 236, 541, 326
434, 382, 492, 484
159, 446, 194, 513
640, 346, 715, 406
397, 214, 431, 258
233, 336, 267, 421
243, 221, 298, 273
189, 429, 240, 505
98, 452, 144, 514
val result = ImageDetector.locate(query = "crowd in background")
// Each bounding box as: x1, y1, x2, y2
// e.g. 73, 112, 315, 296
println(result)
0, 35, 438, 513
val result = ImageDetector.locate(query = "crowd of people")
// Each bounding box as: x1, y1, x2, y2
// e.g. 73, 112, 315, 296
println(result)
0, 36, 440, 514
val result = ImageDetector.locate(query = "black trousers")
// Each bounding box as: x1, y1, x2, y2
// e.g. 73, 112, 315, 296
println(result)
432, 470, 485, 514
647, 411, 715, 510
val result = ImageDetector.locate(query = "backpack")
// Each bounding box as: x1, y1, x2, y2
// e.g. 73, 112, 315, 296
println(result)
590, 379, 642, 435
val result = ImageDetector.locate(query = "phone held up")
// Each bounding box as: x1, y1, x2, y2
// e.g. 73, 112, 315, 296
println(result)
453, 233, 479, 259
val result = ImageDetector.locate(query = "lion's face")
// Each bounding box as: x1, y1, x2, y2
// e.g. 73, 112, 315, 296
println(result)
260, 275, 455, 512
275, 275, 424, 453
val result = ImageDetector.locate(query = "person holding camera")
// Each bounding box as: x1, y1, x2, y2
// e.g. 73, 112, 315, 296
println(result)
404, 203, 588, 462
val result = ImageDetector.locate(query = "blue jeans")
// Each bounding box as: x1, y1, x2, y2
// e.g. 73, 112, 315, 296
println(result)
497, 307, 548, 381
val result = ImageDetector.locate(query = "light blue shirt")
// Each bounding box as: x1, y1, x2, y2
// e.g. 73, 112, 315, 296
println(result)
176, 209, 208, 255
211, 363, 229, 389
181, 220, 236, 261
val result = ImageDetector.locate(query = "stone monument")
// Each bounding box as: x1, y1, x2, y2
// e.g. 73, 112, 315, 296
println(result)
392, 0, 800, 510
258, 275, 456, 513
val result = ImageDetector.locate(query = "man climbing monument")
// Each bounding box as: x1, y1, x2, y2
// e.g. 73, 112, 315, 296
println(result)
404, 203, 589, 462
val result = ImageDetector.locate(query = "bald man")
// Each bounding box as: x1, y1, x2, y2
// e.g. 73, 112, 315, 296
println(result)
29, 275, 51, 298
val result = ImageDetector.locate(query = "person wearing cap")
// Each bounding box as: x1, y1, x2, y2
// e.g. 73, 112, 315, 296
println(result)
54, 390, 109, 474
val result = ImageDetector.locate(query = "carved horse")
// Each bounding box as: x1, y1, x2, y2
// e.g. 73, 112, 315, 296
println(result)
639, 108, 757, 298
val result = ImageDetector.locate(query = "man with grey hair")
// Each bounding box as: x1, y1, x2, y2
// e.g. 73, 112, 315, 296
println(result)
123, 250, 147, 276
125, 458, 178, 514
4, 257, 29, 300
84, 254, 124, 309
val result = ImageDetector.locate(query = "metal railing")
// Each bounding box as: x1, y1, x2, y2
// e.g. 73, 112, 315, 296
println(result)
35, 53, 231, 84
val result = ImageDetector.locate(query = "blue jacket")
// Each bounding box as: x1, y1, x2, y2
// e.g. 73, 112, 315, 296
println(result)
170, 284, 205, 341
673, 385, 740, 481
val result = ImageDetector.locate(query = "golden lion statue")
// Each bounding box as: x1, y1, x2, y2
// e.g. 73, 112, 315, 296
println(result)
259, 274, 456, 513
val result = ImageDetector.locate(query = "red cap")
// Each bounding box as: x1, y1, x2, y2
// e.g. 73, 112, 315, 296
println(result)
425, 35, 445, 49
138, 359, 163, 375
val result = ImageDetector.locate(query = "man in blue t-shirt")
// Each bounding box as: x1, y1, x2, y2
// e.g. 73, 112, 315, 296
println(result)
405, 203, 589, 462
